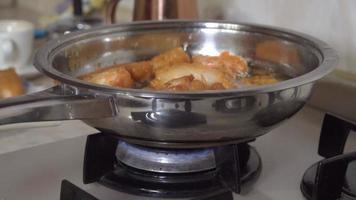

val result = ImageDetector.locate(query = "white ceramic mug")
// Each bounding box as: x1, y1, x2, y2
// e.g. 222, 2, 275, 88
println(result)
0, 20, 34, 70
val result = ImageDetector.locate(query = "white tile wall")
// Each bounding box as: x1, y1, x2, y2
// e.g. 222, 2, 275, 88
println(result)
16, 0, 134, 23
17, 0, 58, 16
198, 0, 356, 74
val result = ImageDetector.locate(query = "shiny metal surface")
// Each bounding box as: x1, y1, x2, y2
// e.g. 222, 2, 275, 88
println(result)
0, 85, 116, 125
116, 141, 216, 173
0, 21, 338, 148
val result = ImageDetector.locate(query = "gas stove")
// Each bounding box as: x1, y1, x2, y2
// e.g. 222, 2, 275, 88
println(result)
81, 133, 261, 199
0, 107, 356, 200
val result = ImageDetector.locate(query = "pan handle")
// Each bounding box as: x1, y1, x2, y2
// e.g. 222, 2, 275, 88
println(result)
0, 85, 117, 125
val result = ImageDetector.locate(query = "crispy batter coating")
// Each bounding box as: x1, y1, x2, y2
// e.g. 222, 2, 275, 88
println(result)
149, 75, 229, 91
81, 66, 134, 88
150, 47, 190, 71
124, 61, 153, 83
164, 75, 206, 91
192, 51, 248, 77
150, 63, 234, 90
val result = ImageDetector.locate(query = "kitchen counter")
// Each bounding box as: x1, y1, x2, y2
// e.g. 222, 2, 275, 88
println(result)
0, 120, 97, 154
0, 106, 355, 200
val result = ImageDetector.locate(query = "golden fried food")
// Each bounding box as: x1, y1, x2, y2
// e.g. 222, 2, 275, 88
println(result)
81, 66, 134, 88
192, 51, 248, 77
79, 47, 282, 91
151, 63, 234, 89
124, 61, 153, 83
150, 75, 207, 91
0, 68, 25, 99
151, 75, 230, 91
150, 47, 190, 71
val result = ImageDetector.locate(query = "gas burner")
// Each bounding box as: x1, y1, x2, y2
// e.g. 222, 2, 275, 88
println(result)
83, 133, 262, 198
301, 114, 356, 200
116, 141, 218, 173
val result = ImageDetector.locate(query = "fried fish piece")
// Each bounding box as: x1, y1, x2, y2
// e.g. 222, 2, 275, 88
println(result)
124, 61, 153, 83
150, 47, 190, 71
80, 66, 134, 88
192, 51, 248, 77
150, 63, 235, 90
150, 75, 207, 91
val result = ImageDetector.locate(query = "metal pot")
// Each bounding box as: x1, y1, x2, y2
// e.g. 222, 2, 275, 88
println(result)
0, 21, 337, 148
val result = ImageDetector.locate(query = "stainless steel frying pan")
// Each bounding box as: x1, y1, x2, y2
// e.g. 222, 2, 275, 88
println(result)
0, 21, 337, 148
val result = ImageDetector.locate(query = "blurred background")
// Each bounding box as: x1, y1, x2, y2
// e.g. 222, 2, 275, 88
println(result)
0, 2, 355, 198
0, 0, 355, 118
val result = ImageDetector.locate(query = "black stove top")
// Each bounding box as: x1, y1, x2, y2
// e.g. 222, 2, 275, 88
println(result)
60, 179, 234, 200
57, 112, 356, 200
81, 133, 261, 199
301, 113, 356, 200
61, 180, 98, 200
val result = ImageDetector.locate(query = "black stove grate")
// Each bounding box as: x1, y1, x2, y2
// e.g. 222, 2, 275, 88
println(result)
60, 179, 234, 200
82, 132, 262, 199
301, 113, 356, 200
60, 180, 98, 200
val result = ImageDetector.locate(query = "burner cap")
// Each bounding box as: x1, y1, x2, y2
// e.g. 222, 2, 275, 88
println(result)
116, 141, 217, 173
